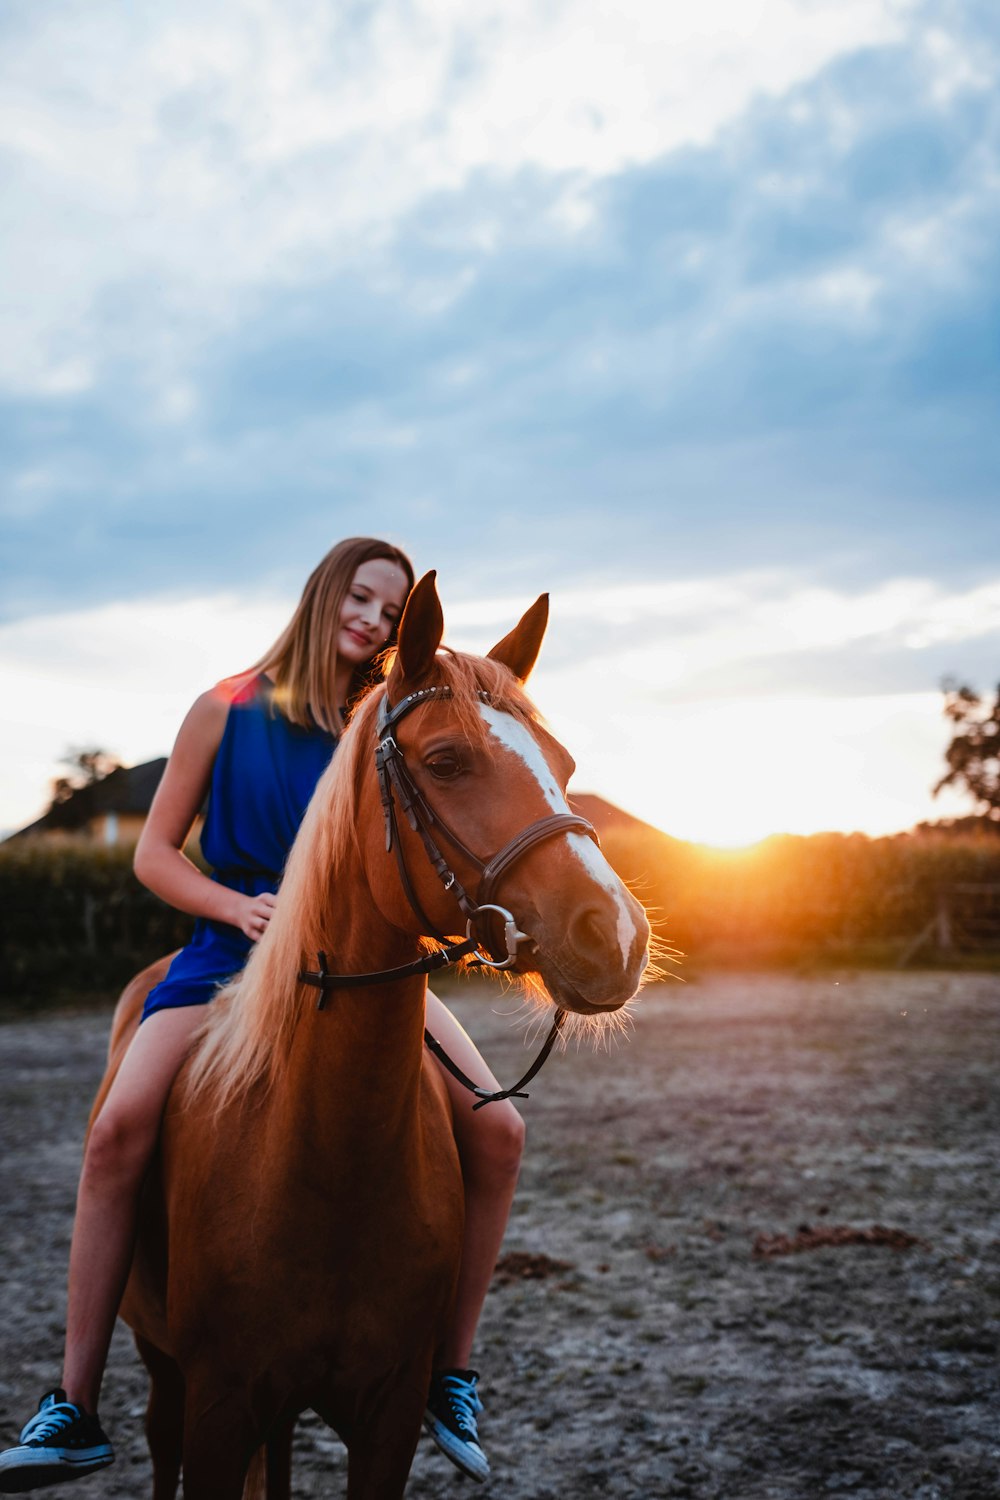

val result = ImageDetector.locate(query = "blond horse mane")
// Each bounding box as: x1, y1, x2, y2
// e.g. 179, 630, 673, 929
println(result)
185, 650, 538, 1113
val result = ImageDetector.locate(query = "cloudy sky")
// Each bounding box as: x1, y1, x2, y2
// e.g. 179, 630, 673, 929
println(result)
2, 0, 997, 844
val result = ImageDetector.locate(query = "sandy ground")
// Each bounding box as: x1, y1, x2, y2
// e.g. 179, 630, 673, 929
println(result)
1, 971, 998, 1499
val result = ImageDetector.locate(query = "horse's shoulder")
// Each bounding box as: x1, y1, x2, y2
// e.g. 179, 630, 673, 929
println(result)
419, 1047, 461, 1150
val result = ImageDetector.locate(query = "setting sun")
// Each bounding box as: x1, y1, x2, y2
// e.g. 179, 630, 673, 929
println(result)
544, 689, 966, 848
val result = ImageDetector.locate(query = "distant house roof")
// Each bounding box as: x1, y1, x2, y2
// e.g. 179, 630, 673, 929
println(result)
567, 792, 671, 844
6, 758, 167, 840
92, 759, 168, 815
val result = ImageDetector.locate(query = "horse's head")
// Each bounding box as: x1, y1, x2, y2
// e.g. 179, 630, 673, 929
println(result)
360, 572, 650, 1017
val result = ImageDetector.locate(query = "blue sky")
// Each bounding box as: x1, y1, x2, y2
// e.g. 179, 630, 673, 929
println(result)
2, 0, 998, 842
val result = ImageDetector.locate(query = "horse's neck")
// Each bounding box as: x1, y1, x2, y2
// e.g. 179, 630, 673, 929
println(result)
274, 892, 430, 1158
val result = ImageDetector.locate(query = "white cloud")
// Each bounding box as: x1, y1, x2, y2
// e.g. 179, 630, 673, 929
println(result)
808, 267, 882, 315
922, 23, 997, 106
0, 0, 915, 393
448, 572, 1000, 685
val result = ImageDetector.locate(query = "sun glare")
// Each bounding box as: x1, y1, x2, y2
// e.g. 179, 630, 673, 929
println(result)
547, 690, 963, 848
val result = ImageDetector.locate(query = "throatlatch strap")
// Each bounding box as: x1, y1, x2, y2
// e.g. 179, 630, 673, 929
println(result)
299, 940, 479, 1008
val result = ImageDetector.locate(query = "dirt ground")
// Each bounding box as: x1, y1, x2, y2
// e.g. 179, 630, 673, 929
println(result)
1, 971, 998, 1499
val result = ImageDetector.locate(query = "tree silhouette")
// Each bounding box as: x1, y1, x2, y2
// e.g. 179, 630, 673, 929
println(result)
47, 747, 123, 828
934, 680, 1000, 821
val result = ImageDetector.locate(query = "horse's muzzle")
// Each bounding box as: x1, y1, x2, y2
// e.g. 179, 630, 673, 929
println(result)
529, 907, 650, 1013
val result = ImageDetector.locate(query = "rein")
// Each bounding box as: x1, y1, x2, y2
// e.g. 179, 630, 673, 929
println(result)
298, 684, 598, 1109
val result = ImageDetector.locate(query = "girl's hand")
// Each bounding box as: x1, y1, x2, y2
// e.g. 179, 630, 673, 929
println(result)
236, 891, 278, 942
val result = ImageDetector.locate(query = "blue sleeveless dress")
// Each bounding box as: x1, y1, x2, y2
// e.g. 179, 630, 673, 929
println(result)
141, 674, 338, 1022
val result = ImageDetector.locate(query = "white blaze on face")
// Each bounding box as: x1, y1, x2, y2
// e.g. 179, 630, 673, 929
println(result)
480, 704, 640, 967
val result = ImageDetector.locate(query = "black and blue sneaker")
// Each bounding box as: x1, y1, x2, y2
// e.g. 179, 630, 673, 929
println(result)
0, 1390, 113, 1492
424, 1368, 489, 1483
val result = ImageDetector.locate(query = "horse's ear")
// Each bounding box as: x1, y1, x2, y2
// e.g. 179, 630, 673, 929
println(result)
487, 594, 549, 683
392, 570, 444, 684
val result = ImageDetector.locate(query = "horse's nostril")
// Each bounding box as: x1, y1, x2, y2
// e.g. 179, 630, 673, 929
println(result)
570, 906, 611, 959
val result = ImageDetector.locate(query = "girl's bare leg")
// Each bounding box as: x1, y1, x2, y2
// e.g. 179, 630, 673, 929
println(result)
424, 989, 525, 1370
62, 1007, 205, 1412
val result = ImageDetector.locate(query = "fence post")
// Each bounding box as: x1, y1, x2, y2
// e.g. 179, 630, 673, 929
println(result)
935, 888, 952, 952
82, 891, 98, 954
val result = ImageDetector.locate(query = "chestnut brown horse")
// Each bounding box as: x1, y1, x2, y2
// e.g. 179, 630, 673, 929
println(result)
93, 573, 650, 1499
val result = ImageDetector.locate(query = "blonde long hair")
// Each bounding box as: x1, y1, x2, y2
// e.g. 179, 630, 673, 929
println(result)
186, 650, 538, 1113
254, 537, 415, 732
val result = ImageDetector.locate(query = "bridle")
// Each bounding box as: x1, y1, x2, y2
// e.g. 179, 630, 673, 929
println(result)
299, 683, 599, 1108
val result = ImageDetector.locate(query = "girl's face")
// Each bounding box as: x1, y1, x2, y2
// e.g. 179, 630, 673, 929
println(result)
337, 558, 411, 665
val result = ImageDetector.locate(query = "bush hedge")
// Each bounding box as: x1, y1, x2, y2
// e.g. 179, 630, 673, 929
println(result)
0, 844, 195, 1011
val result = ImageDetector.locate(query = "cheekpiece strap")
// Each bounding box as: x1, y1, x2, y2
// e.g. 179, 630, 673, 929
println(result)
314, 683, 579, 1103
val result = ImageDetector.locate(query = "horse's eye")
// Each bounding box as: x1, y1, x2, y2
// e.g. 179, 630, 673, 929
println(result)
426, 754, 462, 781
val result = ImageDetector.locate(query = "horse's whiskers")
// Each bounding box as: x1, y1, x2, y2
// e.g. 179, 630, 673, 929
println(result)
645, 933, 683, 984
558, 999, 637, 1051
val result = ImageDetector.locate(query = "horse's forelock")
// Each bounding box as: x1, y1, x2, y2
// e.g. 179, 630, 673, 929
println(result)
399, 650, 537, 747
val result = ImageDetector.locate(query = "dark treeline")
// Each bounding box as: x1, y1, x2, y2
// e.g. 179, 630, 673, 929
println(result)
3, 824, 1000, 1012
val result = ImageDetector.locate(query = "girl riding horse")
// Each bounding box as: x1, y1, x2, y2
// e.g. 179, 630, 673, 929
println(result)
0, 537, 522, 1492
